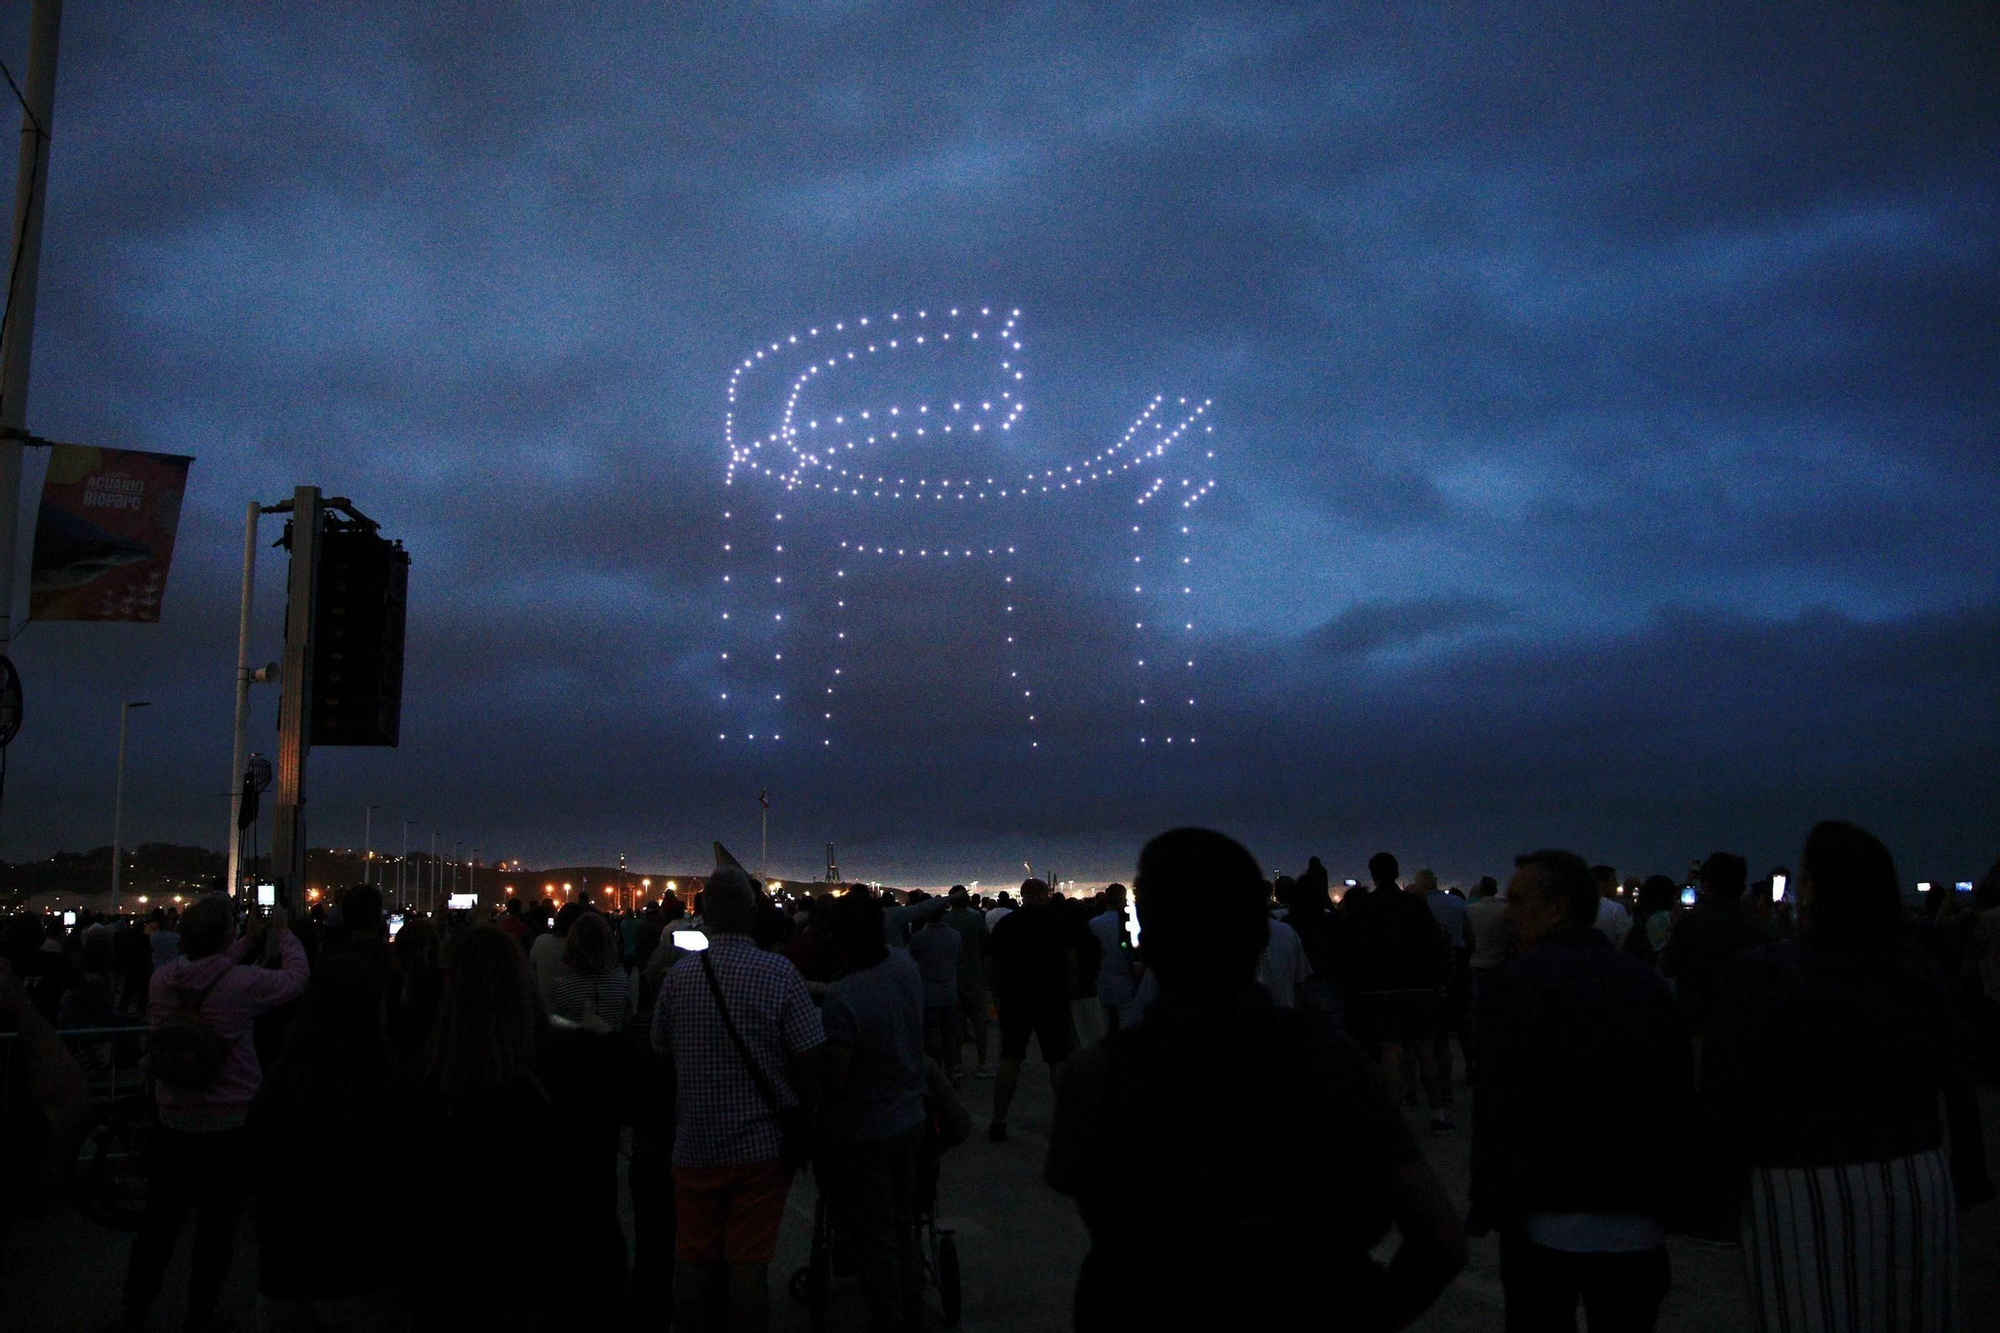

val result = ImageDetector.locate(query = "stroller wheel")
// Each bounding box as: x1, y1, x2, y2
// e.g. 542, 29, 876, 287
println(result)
937, 1232, 961, 1327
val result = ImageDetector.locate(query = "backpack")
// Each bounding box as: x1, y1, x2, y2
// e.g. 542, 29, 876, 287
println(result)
150, 977, 230, 1090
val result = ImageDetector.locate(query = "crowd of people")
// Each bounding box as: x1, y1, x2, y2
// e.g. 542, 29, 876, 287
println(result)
0, 821, 1993, 1332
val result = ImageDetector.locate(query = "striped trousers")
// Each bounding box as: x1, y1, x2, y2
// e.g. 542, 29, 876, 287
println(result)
1742, 1148, 1959, 1332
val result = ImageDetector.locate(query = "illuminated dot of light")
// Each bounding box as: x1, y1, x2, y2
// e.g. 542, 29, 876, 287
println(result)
719, 306, 1215, 751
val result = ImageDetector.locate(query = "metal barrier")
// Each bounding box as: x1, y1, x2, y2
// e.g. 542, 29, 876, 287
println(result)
0, 1023, 154, 1228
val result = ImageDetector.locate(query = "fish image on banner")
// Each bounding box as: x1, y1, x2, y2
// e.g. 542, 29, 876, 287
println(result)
29, 443, 195, 623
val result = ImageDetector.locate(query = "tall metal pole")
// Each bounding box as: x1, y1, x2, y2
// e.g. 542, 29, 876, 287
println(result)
430, 831, 438, 914
111, 699, 149, 914
364, 804, 378, 885
0, 0, 61, 667
400, 820, 409, 906
224, 501, 259, 897
271, 486, 322, 912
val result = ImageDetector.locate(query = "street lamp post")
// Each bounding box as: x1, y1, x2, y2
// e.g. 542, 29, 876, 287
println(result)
400, 820, 410, 907
111, 701, 153, 916
363, 804, 380, 886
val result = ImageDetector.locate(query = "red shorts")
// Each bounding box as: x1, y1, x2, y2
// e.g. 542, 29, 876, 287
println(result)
673, 1159, 793, 1264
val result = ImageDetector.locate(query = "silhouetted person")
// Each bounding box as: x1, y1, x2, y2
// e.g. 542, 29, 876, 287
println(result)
907, 911, 961, 1075
1470, 850, 1692, 1333
497, 894, 531, 946
1622, 876, 1679, 972
552, 910, 632, 1031
250, 952, 410, 1329
653, 867, 824, 1333
1048, 828, 1465, 1331
111, 897, 308, 1333
387, 911, 443, 1073
532, 900, 584, 1005
417, 925, 624, 1331
1463, 875, 1509, 1070
1087, 884, 1141, 1035
1703, 821, 1991, 1330
820, 890, 930, 1330
985, 878, 1077, 1142
1415, 869, 1471, 1100
1343, 852, 1452, 1130
1660, 852, 1770, 1061
942, 885, 994, 1075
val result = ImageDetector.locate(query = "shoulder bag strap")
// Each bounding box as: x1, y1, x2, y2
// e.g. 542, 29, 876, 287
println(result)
700, 952, 783, 1112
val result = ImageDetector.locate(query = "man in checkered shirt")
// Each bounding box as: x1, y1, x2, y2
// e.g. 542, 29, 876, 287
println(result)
653, 866, 825, 1331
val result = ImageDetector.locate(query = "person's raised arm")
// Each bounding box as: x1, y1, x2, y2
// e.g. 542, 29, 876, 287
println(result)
238, 910, 309, 1009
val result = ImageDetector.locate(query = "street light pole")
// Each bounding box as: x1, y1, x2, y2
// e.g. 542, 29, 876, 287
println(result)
0, 0, 63, 671
363, 804, 379, 886
400, 820, 409, 906
111, 700, 151, 915
225, 501, 259, 898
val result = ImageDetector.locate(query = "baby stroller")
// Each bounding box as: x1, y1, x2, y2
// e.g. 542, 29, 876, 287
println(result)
792, 1064, 967, 1329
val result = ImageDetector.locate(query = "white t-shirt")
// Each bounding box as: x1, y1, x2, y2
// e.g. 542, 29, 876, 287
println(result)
984, 906, 1014, 930
529, 930, 568, 1003
1594, 897, 1633, 949
1255, 918, 1314, 1008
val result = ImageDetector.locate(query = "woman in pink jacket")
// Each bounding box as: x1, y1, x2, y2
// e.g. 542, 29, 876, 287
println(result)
107, 894, 308, 1333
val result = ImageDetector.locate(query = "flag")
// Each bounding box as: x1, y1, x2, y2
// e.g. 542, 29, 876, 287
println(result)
29, 443, 194, 622
759, 789, 770, 811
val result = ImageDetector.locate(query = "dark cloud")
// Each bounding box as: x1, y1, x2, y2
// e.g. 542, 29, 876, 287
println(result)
0, 2, 1993, 886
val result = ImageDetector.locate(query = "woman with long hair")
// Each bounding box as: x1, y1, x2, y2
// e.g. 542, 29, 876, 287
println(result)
417, 927, 625, 1331
387, 912, 442, 1073
1703, 821, 1992, 1330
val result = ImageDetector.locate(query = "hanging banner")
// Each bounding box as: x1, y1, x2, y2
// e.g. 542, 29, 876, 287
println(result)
28, 443, 194, 622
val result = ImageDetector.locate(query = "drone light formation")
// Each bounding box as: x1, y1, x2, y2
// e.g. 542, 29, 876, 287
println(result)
716, 307, 1215, 752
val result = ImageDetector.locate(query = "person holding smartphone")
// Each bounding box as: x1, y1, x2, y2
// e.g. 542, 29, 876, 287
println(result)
108, 896, 308, 1333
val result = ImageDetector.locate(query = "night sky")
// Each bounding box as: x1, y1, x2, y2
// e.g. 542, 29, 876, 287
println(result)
3, 4, 1995, 888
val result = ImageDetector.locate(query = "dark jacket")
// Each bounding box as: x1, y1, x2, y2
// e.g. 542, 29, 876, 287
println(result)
1340, 885, 1448, 994
1659, 896, 1773, 1036
1470, 927, 1693, 1227
1048, 987, 1418, 1332
1701, 938, 1991, 1203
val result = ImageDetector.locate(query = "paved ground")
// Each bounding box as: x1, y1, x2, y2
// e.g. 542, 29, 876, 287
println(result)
7, 1058, 1997, 1330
